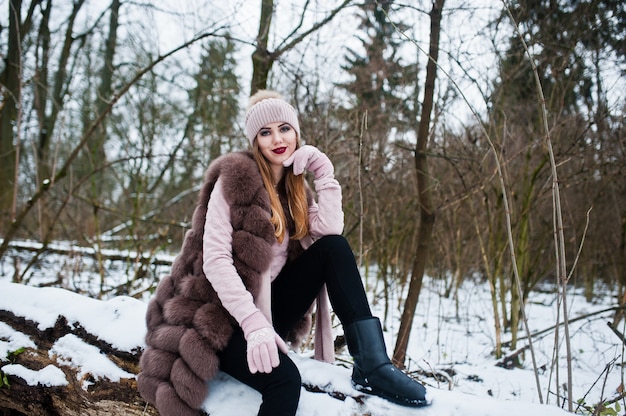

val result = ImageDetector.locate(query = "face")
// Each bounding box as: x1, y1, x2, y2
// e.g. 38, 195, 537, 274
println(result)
255, 121, 298, 180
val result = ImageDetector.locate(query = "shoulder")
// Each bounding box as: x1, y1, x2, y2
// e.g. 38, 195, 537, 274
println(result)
204, 151, 265, 206
207, 151, 256, 175
204, 152, 257, 185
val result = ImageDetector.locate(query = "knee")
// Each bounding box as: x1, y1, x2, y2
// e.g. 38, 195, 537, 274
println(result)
266, 355, 301, 394
281, 356, 302, 390
315, 234, 351, 253
258, 356, 301, 415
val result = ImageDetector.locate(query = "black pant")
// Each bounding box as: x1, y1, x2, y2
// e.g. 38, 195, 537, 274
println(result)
218, 235, 372, 416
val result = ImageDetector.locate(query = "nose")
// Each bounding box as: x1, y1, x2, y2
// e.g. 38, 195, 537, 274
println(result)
270, 128, 282, 143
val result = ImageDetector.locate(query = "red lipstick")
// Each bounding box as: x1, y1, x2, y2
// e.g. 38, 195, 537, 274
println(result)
273, 147, 287, 154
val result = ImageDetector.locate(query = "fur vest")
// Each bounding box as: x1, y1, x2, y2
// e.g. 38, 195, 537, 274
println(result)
137, 151, 314, 416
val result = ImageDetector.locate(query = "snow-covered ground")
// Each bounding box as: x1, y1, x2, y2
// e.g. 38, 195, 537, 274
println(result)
1, 241, 622, 415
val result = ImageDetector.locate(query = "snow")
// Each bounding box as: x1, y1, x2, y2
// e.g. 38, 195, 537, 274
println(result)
0, 282, 146, 351
50, 334, 135, 388
1, 244, 622, 415
2, 364, 68, 387
0, 322, 36, 358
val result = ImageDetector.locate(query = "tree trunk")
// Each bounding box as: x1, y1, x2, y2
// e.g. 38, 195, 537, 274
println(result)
85, 0, 120, 285
249, 0, 351, 95
37, 0, 86, 183
250, 0, 275, 94
392, 0, 445, 368
0, 0, 23, 233
89, 0, 119, 193
34, 0, 52, 240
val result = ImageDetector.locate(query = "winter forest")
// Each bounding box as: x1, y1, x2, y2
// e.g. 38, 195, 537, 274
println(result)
1, 0, 625, 415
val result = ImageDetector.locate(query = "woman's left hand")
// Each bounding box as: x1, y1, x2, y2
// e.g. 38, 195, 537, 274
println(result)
283, 145, 333, 178
246, 327, 289, 374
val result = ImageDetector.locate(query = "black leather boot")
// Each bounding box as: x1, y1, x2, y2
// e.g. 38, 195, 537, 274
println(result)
344, 317, 429, 407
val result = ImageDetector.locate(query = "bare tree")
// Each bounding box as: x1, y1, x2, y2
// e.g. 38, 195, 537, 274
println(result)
250, 0, 352, 94
0, 28, 221, 261
0, 0, 42, 233
392, 0, 445, 368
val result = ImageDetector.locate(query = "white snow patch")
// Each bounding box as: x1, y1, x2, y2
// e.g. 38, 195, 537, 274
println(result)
0, 282, 146, 351
0, 321, 36, 358
2, 363, 68, 387
50, 333, 134, 388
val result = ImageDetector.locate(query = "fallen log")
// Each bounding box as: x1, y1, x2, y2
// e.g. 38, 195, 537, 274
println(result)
495, 345, 530, 369
0, 306, 373, 416
0, 309, 157, 416
0, 282, 371, 416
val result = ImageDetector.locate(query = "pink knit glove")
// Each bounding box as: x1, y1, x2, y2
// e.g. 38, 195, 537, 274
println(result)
283, 145, 334, 179
241, 311, 289, 374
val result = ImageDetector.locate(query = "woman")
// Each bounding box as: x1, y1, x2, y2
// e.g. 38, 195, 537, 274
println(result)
137, 90, 428, 416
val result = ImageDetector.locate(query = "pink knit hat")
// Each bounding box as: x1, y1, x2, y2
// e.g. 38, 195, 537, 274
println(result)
244, 90, 300, 144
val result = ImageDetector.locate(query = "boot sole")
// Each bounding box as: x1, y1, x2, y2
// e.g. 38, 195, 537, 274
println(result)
352, 381, 432, 408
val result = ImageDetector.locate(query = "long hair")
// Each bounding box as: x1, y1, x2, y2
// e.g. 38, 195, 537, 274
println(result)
252, 140, 309, 243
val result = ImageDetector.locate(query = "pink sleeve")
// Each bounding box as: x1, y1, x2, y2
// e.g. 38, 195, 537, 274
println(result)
202, 178, 261, 326
307, 173, 344, 239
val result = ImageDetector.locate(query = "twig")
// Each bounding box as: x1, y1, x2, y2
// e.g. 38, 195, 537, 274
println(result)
595, 391, 626, 412
502, 306, 625, 348
358, 111, 366, 270
573, 358, 618, 414
496, 345, 530, 369
567, 207, 593, 281
607, 322, 626, 345
502, 0, 574, 408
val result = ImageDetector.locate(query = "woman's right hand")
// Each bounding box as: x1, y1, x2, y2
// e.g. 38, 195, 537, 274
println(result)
241, 311, 289, 374
283, 144, 334, 179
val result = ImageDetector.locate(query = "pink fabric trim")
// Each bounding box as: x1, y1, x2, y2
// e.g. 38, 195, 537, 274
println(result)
241, 310, 271, 337
314, 285, 334, 363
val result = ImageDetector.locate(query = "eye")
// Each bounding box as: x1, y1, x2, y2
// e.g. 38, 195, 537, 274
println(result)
280, 125, 291, 133
259, 129, 270, 136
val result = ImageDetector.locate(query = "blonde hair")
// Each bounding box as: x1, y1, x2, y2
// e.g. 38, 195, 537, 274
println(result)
252, 140, 309, 243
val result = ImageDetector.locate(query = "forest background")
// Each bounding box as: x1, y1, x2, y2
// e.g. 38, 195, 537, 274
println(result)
0, 0, 625, 412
